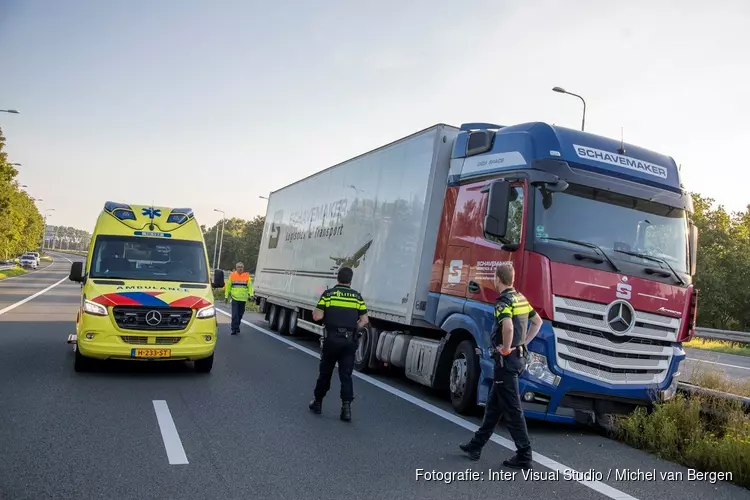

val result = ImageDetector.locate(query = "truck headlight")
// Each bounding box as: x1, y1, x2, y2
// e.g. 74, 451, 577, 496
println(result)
525, 351, 561, 386
83, 299, 107, 316
196, 305, 215, 319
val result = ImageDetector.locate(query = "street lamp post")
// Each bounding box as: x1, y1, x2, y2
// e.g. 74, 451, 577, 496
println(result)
42, 209, 54, 249
213, 209, 226, 270
259, 195, 268, 200
552, 87, 586, 131
0, 109, 19, 114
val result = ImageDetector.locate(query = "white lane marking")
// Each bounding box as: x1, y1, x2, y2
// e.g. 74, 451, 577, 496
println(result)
0, 276, 69, 316
152, 400, 189, 465
216, 308, 638, 500
686, 358, 750, 371
0, 259, 56, 283
0, 255, 74, 316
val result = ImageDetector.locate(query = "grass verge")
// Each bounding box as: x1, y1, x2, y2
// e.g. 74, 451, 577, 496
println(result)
0, 267, 27, 280
615, 364, 750, 488
687, 364, 750, 398
613, 392, 750, 488
684, 337, 750, 357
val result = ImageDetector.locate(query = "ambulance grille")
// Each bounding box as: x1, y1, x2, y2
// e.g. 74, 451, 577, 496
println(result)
112, 306, 193, 331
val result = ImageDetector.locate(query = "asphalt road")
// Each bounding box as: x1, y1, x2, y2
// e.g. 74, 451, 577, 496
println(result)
0, 253, 748, 500
683, 348, 750, 382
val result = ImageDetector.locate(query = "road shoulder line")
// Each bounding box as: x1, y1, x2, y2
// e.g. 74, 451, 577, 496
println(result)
152, 400, 189, 465
215, 308, 638, 500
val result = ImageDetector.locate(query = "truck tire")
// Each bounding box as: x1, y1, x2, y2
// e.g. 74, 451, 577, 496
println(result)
268, 304, 280, 331
288, 310, 299, 336
449, 340, 478, 414
277, 308, 290, 335
195, 354, 214, 373
354, 326, 376, 373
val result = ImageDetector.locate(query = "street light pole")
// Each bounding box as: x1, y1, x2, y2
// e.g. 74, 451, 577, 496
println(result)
213, 209, 226, 270
42, 209, 54, 249
552, 86, 586, 131
0, 109, 19, 114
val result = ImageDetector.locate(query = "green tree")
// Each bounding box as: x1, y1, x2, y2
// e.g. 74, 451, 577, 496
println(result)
203, 215, 265, 273
0, 127, 44, 260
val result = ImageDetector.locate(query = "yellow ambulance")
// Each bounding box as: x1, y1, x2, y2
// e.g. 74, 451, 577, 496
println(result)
68, 202, 225, 372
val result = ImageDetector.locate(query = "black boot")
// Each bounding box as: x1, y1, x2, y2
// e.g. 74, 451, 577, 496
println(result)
459, 442, 481, 461
503, 448, 532, 469
309, 399, 322, 414
340, 401, 351, 421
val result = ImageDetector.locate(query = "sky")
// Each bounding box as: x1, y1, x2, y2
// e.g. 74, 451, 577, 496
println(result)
1, 0, 748, 231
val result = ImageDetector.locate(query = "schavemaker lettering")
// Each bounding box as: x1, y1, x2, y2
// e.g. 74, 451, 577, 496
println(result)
476, 260, 511, 272
288, 198, 348, 225
573, 144, 668, 179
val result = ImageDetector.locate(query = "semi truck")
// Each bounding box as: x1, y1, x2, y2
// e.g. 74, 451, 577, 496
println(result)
251, 121, 698, 425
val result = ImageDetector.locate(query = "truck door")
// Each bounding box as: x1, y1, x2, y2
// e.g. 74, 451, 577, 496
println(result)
470, 180, 527, 304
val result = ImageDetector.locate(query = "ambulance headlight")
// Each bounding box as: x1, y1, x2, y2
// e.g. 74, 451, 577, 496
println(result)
83, 300, 108, 316
196, 305, 215, 319
525, 351, 560, 386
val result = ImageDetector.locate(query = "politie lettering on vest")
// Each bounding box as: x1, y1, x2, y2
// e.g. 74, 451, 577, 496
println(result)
225, 262, 254, 335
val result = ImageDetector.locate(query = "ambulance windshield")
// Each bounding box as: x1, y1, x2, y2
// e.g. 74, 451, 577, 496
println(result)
89, 235, 209, 283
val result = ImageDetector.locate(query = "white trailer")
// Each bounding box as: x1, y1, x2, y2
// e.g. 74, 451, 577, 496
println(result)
253, 124, 464, 392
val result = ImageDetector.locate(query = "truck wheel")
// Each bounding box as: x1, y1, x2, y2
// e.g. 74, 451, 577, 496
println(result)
288, 310, 299, 336
74, 347, 94, 373
195, 354, 214, 373
449, 340, 478, 414
354, 326, 376, 373
259, 298, 268, 314
268, 304, 280, 331
277, 308, 290, 335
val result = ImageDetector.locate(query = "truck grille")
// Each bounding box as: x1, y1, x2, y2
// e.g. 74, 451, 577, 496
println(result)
552, 296, 680, 385
112, 306, 193, 331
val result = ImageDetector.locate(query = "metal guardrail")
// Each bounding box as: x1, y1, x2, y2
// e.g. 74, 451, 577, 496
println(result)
0, 264, 15, 272
694, 327, 750, 344
677, 382, 750, 411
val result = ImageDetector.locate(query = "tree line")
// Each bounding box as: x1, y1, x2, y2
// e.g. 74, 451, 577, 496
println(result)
201, 215, 265, 273
45, 225, 92, 252
0, 127, 43, 260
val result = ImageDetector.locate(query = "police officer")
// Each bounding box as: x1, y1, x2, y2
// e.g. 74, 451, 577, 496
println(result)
459, 262, 542, 469
225, 262, 254, 335
308, 267, 368, 421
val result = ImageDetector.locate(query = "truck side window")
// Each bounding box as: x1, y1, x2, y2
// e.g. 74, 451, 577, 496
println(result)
484, 185, 524, 245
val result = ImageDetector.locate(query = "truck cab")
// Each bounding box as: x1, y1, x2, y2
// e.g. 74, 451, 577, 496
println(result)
68, 202, 226, 373
433, 122, 697, 424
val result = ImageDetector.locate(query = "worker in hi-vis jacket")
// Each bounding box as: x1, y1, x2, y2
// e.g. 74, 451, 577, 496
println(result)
225, 262, 253, 335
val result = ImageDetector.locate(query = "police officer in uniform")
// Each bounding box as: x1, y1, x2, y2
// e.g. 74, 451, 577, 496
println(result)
308, 267, 369, 421
459, 262, 542, 469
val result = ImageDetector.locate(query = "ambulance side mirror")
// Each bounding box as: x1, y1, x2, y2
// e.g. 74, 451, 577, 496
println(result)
69, 261, 84, 283
212, 269, 225, 289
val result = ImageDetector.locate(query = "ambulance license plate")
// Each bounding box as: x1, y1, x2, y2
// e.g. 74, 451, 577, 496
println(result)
131, 348, 171, 358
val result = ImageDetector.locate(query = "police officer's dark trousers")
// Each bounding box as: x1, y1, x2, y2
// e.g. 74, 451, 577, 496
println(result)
230, 299, 246, 333
314, 332, 357, 402
469, 350, 531, 460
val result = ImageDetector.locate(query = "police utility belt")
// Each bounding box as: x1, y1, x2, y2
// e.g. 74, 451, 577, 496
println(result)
325, 327, 356, 339
491, 344, 528, 366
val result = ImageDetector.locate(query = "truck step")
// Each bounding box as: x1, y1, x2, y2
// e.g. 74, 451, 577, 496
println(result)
67, 334, 77, 344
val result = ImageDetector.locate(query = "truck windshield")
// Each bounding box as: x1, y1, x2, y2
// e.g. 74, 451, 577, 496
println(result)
89, 235, 208, 283
532, 183, 689, 274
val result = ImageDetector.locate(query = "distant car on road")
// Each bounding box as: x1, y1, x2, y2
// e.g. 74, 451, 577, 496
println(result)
28, 252, 41, 264
19, 254, 38, 269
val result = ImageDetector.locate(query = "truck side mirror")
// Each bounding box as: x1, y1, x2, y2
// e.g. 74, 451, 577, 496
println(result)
69, 261, 84, 283
689, 223, 698, 276
212, 269, 225, 289
484, 180, 512, 240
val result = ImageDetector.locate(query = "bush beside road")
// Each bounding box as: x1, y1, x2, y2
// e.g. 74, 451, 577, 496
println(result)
0, 266, 26, 280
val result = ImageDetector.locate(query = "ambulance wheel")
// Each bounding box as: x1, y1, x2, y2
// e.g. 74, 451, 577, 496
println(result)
268, 304, 280, 331
449, 340, 478, 414
74, 347, 94, 373
277, 308, 290, 336
195, 354, 214, 373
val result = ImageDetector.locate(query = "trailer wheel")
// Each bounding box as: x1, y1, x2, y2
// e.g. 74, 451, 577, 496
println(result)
449, 340, 478, 414
277, 308, 290, 336
268, 304, 280, 331
354, 326, 376, 373
259, 298, 268, 315
288, 310, 299, 336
